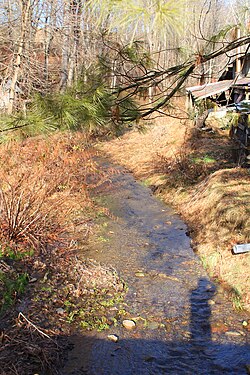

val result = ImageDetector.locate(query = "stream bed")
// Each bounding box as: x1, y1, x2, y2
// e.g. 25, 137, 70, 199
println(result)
62, 160, 250, 375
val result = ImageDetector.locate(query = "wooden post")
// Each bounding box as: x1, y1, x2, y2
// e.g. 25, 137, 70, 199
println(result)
235, 26, 241, 75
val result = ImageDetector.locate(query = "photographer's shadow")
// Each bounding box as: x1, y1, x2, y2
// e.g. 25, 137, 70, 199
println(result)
61, 277, 250, 375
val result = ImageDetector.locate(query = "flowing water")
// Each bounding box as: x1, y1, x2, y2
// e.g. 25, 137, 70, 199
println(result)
62, 160, 250, 375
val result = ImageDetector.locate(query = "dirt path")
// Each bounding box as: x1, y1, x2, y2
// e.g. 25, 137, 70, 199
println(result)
61, 159, 250, 375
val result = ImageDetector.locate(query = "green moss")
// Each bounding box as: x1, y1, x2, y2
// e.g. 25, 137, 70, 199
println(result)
0, 246, 34, 260
0, 272, 28, 313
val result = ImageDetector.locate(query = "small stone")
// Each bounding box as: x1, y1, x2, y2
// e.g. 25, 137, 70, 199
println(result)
135, 272, 145, 277
157, 273, 179, 282
107, 334, 119, 342
183, 331, 192, 339
208, 300, 215, 305
225, 331, 241, 336
122, 319, 136, 330
242, 320, 248, 327
109, 306, 118, 311
56, 308, 65, 315
29, 278, 37, 283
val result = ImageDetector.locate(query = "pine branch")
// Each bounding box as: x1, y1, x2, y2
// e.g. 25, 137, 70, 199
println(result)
115, 36, 250, 121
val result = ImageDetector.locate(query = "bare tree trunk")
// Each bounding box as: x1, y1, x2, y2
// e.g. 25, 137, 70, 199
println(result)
44, 2, 54, 84
7, 0, 31, 114
68, 0, 82, 86
60, 0, 82, 90
60, 1, 70, 91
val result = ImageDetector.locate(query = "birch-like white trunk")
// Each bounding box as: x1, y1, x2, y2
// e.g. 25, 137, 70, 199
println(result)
7, 0, 31, 114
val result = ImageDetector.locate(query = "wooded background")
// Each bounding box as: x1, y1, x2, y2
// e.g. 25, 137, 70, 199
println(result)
0, 0, 249, 119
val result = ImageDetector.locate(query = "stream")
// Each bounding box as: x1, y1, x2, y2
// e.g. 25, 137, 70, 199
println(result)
62, 160, 250, 375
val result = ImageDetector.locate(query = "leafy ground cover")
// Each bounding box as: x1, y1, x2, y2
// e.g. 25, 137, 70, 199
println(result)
100, 107, 250, 311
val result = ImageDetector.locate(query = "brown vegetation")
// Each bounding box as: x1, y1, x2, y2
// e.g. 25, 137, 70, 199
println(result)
0, 132, 127, 374
183, 168, 250, 310
0, 133, 97, 252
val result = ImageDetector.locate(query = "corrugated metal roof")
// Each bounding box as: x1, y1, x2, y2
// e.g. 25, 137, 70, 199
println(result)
186, 80, 232, 100
187, 77, 250, 100
232, 77, 250, 86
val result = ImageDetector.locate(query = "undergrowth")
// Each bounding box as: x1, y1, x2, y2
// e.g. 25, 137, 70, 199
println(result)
0, 134, 98, 313
0, 133, 100, 252
0, 132, 104, 316
156, 148, 208, 187
31, 257, 128, 332
0, 271, 28, 313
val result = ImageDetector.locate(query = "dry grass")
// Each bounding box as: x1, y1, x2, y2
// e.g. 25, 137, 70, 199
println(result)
0, 133, 100, 252
99, 116, 190, 179
185, 168, 250, 244
155, 145, 208, 187
182, 168, 250, 310
100, 108, 250, 311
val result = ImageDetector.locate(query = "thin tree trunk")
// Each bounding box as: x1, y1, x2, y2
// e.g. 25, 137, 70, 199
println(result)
7, 0, 31, 114
60, 1, 69, 91
68, 0, 82, 87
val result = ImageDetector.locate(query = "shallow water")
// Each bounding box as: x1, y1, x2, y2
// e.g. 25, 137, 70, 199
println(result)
62, 160, 250, 375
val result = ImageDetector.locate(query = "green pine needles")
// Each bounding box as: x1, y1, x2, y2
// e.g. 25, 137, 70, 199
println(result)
0, 72, 140, 141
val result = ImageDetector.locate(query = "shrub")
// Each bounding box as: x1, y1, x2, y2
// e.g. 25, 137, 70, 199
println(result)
0, 133, 99, 251
156, 148, 208, 187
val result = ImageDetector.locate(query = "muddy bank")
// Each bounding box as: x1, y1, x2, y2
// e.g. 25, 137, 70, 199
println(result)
62, 159, 250, 375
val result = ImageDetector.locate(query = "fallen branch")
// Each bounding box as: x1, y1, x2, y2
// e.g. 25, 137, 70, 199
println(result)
17, 312, 51, 340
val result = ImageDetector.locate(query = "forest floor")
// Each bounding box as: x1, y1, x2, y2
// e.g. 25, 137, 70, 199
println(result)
99, 111, 250, 312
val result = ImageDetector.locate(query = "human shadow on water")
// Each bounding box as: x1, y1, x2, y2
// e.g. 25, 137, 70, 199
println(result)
61, 277, 250, 375
190, 277, 215, 345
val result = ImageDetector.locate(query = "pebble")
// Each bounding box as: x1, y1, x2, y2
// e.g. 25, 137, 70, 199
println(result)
122, 319, 136, 330
107, 334, 119, 342
157, 273, 179, 281
135, 272, 145, 277
29, 278, 37, 283
208, 300, 215, 305
225, 331, 241, 336
56, 308, 65, 315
